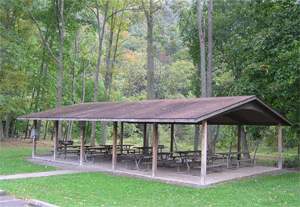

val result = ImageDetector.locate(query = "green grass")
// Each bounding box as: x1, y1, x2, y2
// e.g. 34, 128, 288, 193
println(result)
0, 172, 299, 207
0, 147, 58, 175
1, 141, 299, 206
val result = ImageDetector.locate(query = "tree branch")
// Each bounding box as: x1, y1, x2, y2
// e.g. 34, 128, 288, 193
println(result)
141, 0, 149, 21
84, 3, 97, 19
21, 0, 58, 63
65, 0, 77, 23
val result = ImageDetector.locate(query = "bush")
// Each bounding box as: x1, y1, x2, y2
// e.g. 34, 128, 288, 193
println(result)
283, 155, 300, 168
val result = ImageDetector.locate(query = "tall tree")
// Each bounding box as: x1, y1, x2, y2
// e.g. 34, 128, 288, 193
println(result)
195, 0, 213, 151
141, 0, 155, 100
22, 0, 77, 108
89, 0, 109, 146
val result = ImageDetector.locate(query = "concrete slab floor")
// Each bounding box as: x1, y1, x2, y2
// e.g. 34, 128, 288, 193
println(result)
26, 154, 284, 187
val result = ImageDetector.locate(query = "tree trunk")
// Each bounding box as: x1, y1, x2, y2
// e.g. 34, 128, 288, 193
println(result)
0, 114, 4, 141
36, 120, 42, 141
241, 126, 250, 159
25, 120, 30, 139
141, 0, 155, 146
197, 0, 206, 98
66, 121, 73, 141
90, 0, 109, 147
194, 125, 200, 150
143, 0, 155, 101
44, 121, 49, 140
67, 28, 80, 142
10, 118, 15, 136
206, 0, 213, 150
101, 122, 107, 145
72, 27, 81, 105
4, 113, 11, 138
104, 12, 114, 101
196, 0, 206, 149
207, 0, 213, 97
174, 125, 178, 151
108, 12, 123, 98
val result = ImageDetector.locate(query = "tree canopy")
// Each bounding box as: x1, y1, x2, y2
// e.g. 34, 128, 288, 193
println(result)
0, 0, 298, 150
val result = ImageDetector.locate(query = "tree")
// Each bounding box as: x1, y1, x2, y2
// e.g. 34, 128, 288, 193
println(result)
239, 0, 299, 153
180, 0, 299, 154
195, 0, 213, 151
141, 0, 155, 100
0, 0, 32, 138
87, 0, 109, 146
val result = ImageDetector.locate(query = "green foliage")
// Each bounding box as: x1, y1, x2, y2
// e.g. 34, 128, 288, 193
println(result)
239, 0, 300, 135
282, 155, 300, 168
179, 0, 299, 149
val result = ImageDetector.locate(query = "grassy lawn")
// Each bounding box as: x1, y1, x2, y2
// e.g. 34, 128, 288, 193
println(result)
1, 140, 299, 206
0, 140, 58, 175
0, 172, 299, 207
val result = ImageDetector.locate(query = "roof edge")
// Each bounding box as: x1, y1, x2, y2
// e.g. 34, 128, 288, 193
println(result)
194, 95, 258, 123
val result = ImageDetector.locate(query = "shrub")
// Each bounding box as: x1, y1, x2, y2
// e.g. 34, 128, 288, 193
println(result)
283, 155, 300, 168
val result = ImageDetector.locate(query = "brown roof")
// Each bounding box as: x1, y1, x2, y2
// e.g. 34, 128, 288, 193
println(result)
17, 95, 292, 126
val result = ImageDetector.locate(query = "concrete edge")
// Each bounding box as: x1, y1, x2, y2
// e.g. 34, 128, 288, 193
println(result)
0, 190, 7, 196
28, 199, 59, 207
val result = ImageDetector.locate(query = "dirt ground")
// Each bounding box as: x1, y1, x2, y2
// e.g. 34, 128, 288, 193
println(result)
0, 138, 53, 149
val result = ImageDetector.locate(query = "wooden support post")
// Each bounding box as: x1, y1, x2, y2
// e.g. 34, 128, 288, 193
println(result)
79, 121, 86, 166
170, 124, 174, 157
278, 124, 282, 169
200, 120, 207, 186
32, 120, 37, 158
112, 122, 118, 172
237, 124, 242, 160
120, 122, 124, 146
152, 123, 158, 178
143, 123, 147, 148
54, 121, 59, 160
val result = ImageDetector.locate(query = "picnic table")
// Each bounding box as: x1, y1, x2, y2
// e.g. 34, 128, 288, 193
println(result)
174, 155, 219, 174
57, 141, 80, 159
134, 145, 165, 154
123, 153, 152, 171
216, 152, 245, 168
117, 144, 134, 154
175, 150, 202, 156
84, 146, 112, 163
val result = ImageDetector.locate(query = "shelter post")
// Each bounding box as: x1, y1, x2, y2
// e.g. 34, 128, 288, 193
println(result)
200, 120, 208, 186
170, 124, 174, 157
53, 121, 59, 160
278, 124, 282, 169
79, 121, 86, 166
152, 123, 158, 178
237, 124, 242, 160
112, 122, 118, 172
32, 120, 37, 158
120, 122, 124, 146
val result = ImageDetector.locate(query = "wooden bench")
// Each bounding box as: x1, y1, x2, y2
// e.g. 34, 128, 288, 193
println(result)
58, 150, 79, 159
234, 158, 256, 168
231, 142, 260, 169
142, 161, 164, 167
86, 153, 106, 163
83, 152, 111, 163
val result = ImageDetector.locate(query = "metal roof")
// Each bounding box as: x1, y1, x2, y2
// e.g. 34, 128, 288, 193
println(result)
17, 95, 292, 126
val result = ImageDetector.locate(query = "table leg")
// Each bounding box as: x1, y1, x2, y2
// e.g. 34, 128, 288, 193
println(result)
136, 158, 149, 171
227, 156, 229, 168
